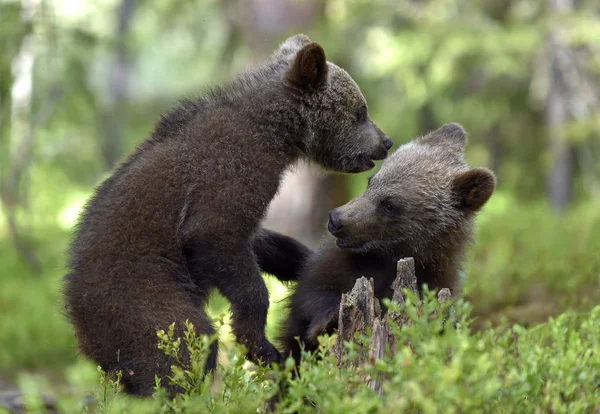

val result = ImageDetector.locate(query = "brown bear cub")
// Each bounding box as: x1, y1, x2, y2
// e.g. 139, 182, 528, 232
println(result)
277, 123, 496, 366
63, 34, 392, 396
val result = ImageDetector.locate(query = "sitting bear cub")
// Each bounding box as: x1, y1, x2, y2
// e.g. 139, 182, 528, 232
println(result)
277, 123, 496, 365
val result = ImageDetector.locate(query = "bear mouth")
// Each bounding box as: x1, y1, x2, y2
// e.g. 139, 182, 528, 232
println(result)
335, 238, 366, 249
347, 155, 376, 173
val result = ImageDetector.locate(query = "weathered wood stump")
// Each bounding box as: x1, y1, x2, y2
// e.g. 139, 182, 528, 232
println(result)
333, 257, 454, 395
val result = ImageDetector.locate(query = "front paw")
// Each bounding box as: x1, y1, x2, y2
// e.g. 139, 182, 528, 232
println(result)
247, 339, 281, 366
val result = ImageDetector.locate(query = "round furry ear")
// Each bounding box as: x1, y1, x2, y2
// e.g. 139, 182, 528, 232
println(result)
452, 167, 496, 211
277, 34, 312, 58
421, 123, 467, 152
286, 42, 328, 91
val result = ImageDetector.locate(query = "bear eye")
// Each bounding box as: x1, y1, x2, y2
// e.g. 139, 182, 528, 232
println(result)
382, 200, 394, 214
356, 105, 368, 123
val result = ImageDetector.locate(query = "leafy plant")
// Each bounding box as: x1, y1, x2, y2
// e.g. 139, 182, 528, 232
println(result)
79, 291, 600, 413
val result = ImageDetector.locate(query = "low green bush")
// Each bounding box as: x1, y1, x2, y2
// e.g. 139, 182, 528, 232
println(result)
464, 194, 600, 328
33, 290, 598, 414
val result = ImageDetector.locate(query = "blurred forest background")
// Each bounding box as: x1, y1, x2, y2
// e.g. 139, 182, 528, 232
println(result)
1, 0, 599, 408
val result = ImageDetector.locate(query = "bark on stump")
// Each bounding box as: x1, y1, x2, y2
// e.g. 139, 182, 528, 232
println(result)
333, 257, 454, 395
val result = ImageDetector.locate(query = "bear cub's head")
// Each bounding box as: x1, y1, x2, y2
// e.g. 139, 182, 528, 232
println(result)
275, 34, 392, 173
327, 123, 496, 256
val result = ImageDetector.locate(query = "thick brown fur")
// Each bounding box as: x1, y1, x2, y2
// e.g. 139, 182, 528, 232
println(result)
63, 34, 392, 396
276, 123, 496, 366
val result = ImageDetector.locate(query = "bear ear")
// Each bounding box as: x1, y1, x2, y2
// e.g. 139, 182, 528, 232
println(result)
276, 34, 313, 58
421, 123, 467, 153
286, 42, 328, 91
452, 167, 496, 212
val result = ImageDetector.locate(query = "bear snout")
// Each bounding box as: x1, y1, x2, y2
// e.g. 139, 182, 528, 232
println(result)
328, 209, 344, 234
370, 145, 389, 161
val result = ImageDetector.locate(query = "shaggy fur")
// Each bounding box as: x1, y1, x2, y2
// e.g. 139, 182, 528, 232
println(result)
276, 123, 496, 366
63, 34, 391, 396
253, 228, 312, 283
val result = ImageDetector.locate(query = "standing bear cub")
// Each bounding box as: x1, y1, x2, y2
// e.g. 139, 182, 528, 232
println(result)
63, 34, 391, 396
277, 123, 496, 365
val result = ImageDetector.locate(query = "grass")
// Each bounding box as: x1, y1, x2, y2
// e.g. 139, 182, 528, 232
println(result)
0, 228, 77, 374
464, 192, 600, 329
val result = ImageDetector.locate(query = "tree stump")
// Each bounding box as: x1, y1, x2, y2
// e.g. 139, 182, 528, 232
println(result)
333, 257, 454, 395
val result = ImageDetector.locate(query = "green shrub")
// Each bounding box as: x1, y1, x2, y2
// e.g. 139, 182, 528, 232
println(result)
63, 290, 599, 414
464, 194, 600, 327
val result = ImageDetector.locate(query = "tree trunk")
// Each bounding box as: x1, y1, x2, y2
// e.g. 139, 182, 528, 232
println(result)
546, 0, 600, 209
0, 0, 43, 273
546, 0, 574, 211
101, 0, 135, 171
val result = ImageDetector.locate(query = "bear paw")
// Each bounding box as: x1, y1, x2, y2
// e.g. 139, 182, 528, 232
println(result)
247, 339, 281, 366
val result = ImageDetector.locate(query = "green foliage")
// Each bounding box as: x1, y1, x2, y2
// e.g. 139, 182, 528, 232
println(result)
16, 373, 51, 414
151, 321, 281, 414
0, 229, 78, 373
96, 367, 123, 414
331, 0, 600, 198
50, 291, 599, 413
155, 320, 217, 401
464, 193, 600, 326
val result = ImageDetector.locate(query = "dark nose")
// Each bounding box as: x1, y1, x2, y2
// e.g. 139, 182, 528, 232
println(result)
383, 136, 394, 150
328, 209, 343, 232
371, 145, 388, 161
